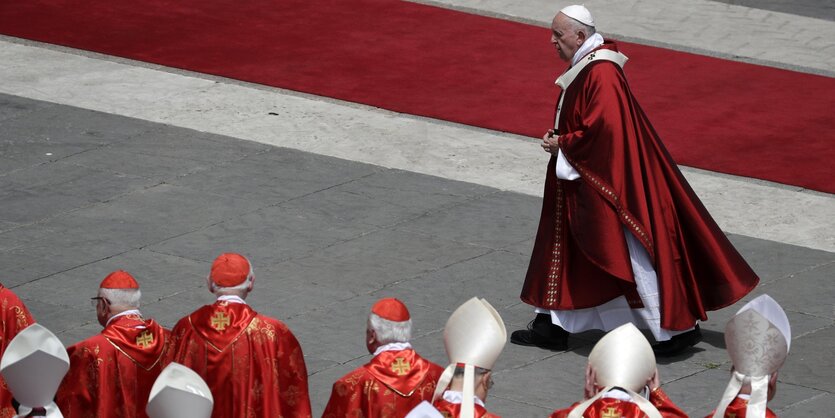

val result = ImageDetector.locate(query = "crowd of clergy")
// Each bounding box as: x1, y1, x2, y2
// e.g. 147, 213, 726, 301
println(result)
0, 252, 790, 418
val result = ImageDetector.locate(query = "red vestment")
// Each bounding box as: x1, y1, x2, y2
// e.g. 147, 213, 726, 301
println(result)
522, 41, 759, 330
550, 388, 687, 418
0, 285, 35, 417
170, 301, 311, 418
56, 314, 174, 418
705, 396, 778, 418
322, 348, 443, 418
432, 398, 500, 418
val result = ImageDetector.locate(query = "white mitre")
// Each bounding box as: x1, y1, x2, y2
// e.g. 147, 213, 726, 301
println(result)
147, 363, 213, 418
560, 4, 595, 27
568, 323, 662, 418
432, 297, 507, 418
0, 323, 69, 418
711, 294, 790, 418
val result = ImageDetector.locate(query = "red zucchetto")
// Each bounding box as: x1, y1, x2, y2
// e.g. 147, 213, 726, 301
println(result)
209, 253, 252, 287
371, 298, 410, 322
99, 270, 139, 289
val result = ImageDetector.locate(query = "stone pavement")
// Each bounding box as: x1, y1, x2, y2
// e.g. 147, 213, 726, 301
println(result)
1, 93, 833, 417
1, 0, 834, 416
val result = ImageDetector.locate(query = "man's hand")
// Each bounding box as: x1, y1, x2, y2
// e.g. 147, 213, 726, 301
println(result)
646, 368, 660, 392
541, 129, 559, 155
584, 364, 599, 399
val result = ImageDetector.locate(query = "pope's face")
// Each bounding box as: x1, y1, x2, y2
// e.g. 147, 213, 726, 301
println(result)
550, 13, 583, 62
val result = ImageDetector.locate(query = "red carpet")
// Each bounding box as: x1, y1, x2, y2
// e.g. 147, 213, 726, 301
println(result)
1, 0, 833, 193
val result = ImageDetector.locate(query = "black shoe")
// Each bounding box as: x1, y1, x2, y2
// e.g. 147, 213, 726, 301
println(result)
652, 325, 702, 357
510, 314, 569, 351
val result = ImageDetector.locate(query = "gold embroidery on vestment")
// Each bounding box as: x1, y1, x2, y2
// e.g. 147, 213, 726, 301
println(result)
390, 357, 411, 376
211, 311, 231, 331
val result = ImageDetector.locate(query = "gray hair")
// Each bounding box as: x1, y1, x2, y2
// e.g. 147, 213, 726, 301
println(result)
99, 288, 142, 309
368, 312, 412, 344
209, 277, 253, 297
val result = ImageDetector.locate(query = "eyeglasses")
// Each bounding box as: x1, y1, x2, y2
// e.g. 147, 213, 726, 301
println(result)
90, 296, 110, 308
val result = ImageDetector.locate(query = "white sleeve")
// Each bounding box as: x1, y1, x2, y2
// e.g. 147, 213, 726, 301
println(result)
555, 149, 581, 180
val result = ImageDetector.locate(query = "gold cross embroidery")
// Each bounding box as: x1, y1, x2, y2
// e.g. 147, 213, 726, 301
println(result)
211, 311, 231, 331
390, 357, 411, 376
601, 407, 622, 418
135, 331, 154, 348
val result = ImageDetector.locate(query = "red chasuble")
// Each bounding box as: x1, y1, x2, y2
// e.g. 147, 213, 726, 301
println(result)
56, 314, 173, 418
704, 396, 778, 418
322, 348, 443, 418
432, 398, 500, 418
522, 41, 759, 330
0, 285, 34, 417
549, 388, 687, 418
170, 301, 311, 418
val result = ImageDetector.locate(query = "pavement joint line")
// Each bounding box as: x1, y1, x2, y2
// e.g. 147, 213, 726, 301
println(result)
766, 259, 835, 284
9, 247, 137, 289
776, 392, 832, 412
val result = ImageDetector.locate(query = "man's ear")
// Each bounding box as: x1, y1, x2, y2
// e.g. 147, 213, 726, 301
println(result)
577, 30, 588, 46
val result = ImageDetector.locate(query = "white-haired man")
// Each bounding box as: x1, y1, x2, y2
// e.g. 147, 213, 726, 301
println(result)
515, 4, 758, 356
56, 270, 174, 417
323, 298, 443, 417
170, 253, 311, 418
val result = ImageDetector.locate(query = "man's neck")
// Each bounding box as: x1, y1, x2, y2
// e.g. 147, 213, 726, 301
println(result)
105, 309, 142, 327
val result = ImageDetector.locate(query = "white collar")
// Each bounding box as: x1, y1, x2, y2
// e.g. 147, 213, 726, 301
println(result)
373, 342, 412, 356
601, 388, 634, 402
105, 309, 143, 327
217, 295, 247, 304
571, 33, 605, 67
442, 390, 486, 408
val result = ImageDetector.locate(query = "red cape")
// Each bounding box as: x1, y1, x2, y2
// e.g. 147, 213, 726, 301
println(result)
522, 42, 759, 330
56, 314, 174, 418
549, 388, 687, 418
705, 396, 778, 418
170, 301, 311, 418
0, 285, 34, 417
432, 398, 501, 418
322, 349, 443, 418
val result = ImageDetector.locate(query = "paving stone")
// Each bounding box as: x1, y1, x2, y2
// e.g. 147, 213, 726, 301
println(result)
398, 191, 541, 249
0, 161, 153, 224
279, 228, 492, 296
757, 259, 835, 319
170, 147, 381, 205
149, 202, 378, 268
779, 392, 835, 417
728, 233, 835, 285
279, 168, 494, 228
0, 93, 56, 123
780, 325, 835, 393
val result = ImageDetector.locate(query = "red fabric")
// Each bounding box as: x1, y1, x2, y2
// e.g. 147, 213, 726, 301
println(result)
371, 298, 410, 322
99, 270, 139, 289
522, 42, 759, 331
209, 253, 251, 287
322, 349, 443, 417
704, 396, 778, 418
550, 388, 687, 418
170, 301, 311, 418
0, 285, 35, 417
432, 398, 501, 418
0, 0, 833, 193
56, 314, 174, 418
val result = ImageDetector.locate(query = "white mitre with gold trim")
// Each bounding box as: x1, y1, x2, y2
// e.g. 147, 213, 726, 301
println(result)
147, 363, 213, 418
560, 4, 595, 27
432, 297, 507, 418
712, 294, 790, 418
568, 323, 662, 418
0, 323, 68, 418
